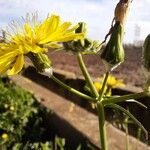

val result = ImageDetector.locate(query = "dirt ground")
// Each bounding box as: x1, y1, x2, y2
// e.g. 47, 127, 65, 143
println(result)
48, 45, 145, 87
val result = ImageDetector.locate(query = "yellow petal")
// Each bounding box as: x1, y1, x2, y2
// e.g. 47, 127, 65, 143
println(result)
8, 54, 24, 75
0, 60, 13, 74
0, 51, 19, 65
65, 24, 79, 33
56, 22, 72, 33
36, 15, 60, 41
24, 23, 33, 37
49, 33, 84, 42
39, 22, 72, 44
45, 42, 62, 49
47, 15, 60, 34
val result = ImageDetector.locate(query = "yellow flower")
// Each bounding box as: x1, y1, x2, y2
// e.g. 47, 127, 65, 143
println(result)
100, 74, 125, 88
0, 14, 84, 75
94, 82, 107, 93
0, 43, 25, 75
9, 14, 84, 51
94, 82, 103, 92
2, 133, 8, 140
94, 75, 125, 96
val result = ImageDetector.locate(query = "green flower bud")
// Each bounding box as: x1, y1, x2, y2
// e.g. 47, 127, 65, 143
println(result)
28, 52, 52, 76
143, 34, 150, 72
63, 22, 102, 54
100, 22, 125, 71
75, 22, 88, 35
143, 34, 150, 95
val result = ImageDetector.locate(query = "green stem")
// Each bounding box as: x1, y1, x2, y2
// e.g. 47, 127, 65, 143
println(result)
98, 72, 110, 101
51, 75, 95, 102
77, 52, 99, 98
125, 118, 129, 150
102, 92, 146, 105
97, 102, 107, 150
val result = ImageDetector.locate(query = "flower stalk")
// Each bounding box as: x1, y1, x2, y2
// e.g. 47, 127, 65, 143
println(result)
97, 102, 107, 150
98, 72, 110, 101
77, 52, 99, 98
51, 75, 95, 103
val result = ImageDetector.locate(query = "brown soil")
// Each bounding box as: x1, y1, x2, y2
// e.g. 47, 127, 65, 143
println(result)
48, 45, 145, 87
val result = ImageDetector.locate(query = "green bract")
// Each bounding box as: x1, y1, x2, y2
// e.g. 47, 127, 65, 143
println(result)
63, 22, 101, 54
100, 22, 124, 71
28, 53, 52, 73
143, 34, 150, 72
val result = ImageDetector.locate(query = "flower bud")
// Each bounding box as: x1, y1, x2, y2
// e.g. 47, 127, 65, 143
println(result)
28, 53, 52, 76
63, 22, 102, 54
143, 34, 150, 95
143, 34, 150, 73
75, 22, 88, 35
100, 22, 124, 71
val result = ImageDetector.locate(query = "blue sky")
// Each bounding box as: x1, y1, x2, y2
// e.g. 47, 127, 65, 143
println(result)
0, 0, 150, 43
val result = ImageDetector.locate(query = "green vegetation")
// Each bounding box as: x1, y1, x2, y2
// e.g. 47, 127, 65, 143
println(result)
0, 77, 65, 150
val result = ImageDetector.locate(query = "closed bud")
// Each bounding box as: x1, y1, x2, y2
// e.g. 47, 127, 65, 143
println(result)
143, 34, 150, 95
63, 22, 102, 54
143, 34, 150, 73
28, 53, 52, 76
75, 22, 88, 35
100, 22, 124, 71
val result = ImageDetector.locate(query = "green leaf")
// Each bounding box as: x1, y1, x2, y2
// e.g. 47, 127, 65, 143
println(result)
125, 99, 147, 109
105, 103, 148, 139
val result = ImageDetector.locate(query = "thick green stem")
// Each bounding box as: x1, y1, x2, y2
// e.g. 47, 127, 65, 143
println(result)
102, 92, 146, 105
98, 72, 110, 101
77, 52, 99, 98
51, 75, 95, 102
97, 102, 107, 150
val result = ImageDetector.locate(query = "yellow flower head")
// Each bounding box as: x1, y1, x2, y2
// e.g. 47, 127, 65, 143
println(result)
2, 133, 8, 140
93, 81, 110, 96
101, 74, 125, 88
94, 82, 103, 92
0, 13, 84, 75
0, 43, 25, 75
8, 13, 84, 51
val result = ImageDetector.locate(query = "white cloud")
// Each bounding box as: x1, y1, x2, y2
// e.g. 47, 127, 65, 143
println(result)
0, 0, 150, 43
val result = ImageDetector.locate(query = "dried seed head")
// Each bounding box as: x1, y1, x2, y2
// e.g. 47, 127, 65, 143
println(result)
115, 0, 131, 25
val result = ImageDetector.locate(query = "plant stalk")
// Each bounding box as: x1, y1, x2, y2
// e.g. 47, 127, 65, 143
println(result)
77, 52, 99, 98
98, 72, 110, 101
102, 92, 146, 105
51, 75, 95, 102
97, 102, 107, 150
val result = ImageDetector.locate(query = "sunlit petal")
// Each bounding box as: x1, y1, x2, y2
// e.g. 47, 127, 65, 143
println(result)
8, 54, 24, 75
